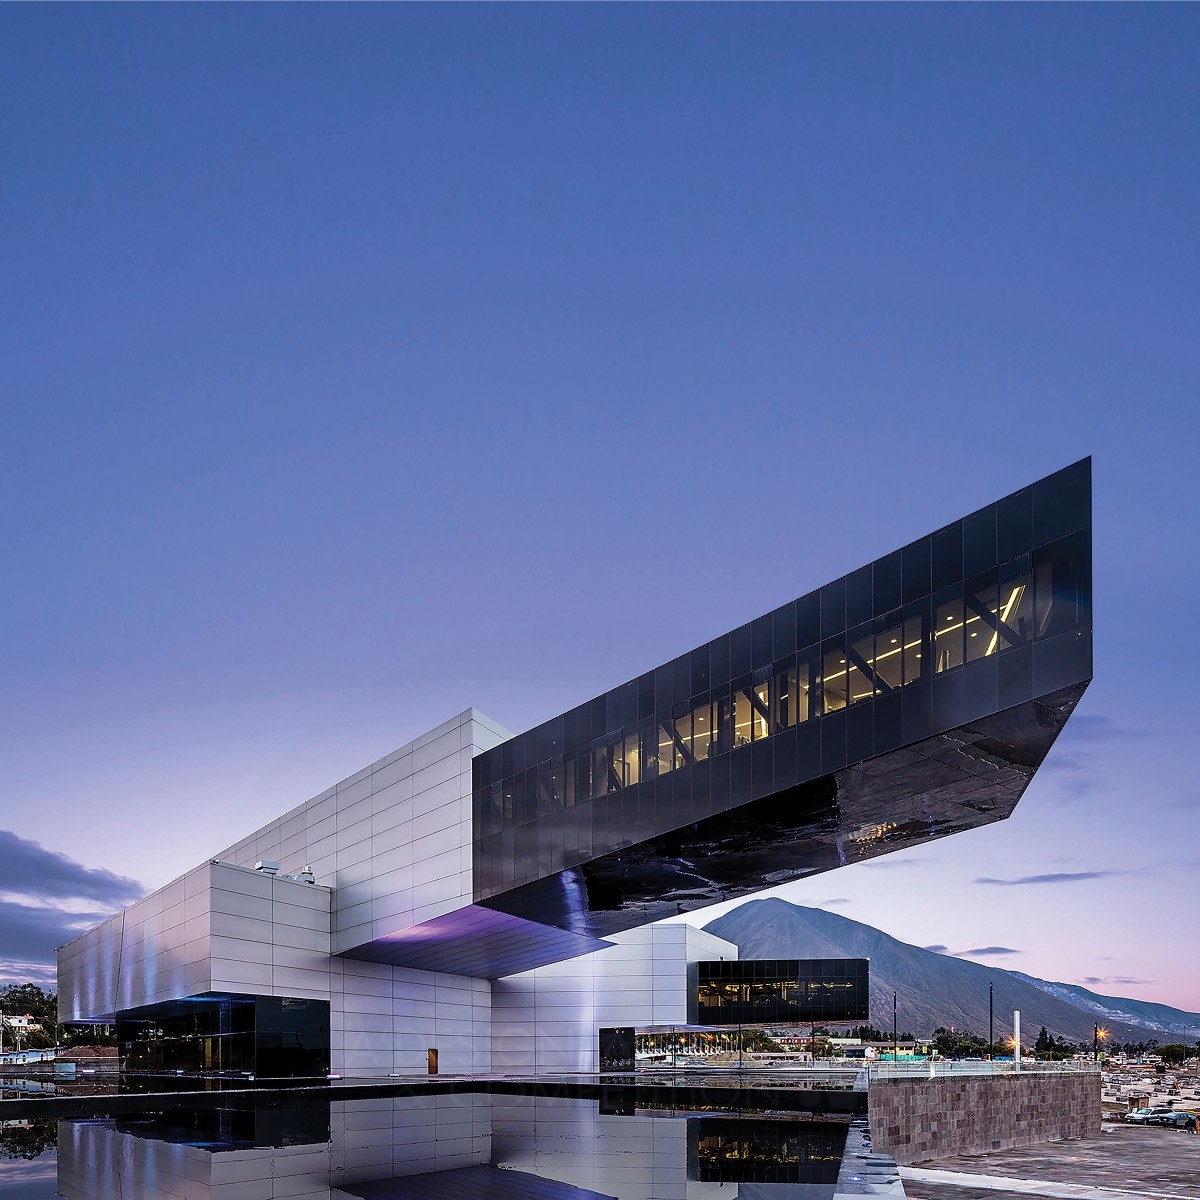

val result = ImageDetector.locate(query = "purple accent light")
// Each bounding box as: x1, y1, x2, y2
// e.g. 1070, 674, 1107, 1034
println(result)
337, 904, 611, 977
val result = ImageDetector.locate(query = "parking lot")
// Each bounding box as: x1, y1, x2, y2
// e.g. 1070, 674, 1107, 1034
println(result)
900, 1121, 1200, 1200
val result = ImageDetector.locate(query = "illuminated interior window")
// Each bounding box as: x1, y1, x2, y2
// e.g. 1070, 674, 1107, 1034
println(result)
657, 722, 675, 775
716, 695, 733, 755
797, 660, 812, 722
693, 700, 713, 761
966, 583, 996, 663
822, 650, 847, 712
933, 597, 964, 673
674, 709, 693, 769
773, 667, 797, 731
868, 624, 900, 690
752, 682, 770, 740
593, 744, 613, 796
903, 616, 923, 684
734, 690, 753, 747
622, 730, 640, 788
639, 726, 658, 781
847, 632, 875, 706
996, 574, 1032, 650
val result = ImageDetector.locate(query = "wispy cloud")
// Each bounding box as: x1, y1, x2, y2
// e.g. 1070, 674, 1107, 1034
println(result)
954, 946, 1022, 957
974, 871, 1130, 887
0, 830, 142, 906
923, 944, 948, 954
0, 831, 143, 986
1063, 715, 1144, 742
863, 857, 932, 870
819, 898, 851, 907
1079, 976, 1155, 987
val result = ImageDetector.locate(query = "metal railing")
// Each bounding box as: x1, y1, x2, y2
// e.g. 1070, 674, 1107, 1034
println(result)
866, 1058, 1101, 1081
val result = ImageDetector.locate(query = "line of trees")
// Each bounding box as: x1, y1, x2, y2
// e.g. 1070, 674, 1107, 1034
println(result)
933, 1024, 1081, 1058
929, 1023, 1200, 1062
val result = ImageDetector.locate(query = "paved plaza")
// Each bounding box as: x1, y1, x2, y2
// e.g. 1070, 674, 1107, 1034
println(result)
902, 1122, 1200, 1200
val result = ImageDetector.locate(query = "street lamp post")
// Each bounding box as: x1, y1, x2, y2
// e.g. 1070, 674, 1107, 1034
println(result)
1093, 1024, 1108, 1061
988, 982, 994, 1061
892, 992, 898, 1063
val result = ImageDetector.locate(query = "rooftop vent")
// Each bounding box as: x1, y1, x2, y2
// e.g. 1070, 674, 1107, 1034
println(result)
255, 860, 280, 875
288, 866, 316, 884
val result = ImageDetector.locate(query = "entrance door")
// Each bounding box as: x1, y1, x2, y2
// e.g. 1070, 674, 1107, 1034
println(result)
427, 1048, 439, 1075
598, 1027, 635, 1071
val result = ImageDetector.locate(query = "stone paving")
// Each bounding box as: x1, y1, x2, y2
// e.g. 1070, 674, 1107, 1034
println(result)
901, 1121, 1200, 1200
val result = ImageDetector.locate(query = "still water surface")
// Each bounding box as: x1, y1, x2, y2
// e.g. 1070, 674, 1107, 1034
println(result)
0, 1092, 869, 1198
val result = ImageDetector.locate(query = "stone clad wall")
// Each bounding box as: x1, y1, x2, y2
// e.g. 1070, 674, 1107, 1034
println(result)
868, 1071, 1101, 1164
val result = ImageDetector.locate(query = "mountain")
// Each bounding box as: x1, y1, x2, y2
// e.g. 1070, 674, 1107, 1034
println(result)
701, 898, 1198, 1046
1009, 973, 1200, 1043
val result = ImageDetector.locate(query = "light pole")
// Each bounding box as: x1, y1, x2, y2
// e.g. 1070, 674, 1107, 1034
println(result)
892, 992, 898, 1063
988, 982, 994, 1061
1093, 1024, 1107, 1061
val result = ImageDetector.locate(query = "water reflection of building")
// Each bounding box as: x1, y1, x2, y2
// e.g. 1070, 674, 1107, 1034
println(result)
56, 1094, 871, 1200
59, 462, 1093, 1080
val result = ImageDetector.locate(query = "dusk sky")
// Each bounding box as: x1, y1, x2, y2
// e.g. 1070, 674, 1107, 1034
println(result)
2, 7, 1198, 1012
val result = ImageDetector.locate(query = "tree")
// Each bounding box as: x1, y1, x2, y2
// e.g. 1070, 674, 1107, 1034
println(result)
0, 1120, 57, 1162
932, 1027, 989, 1058
0, 982, 116, 1048
1156, 1044, 1196, 1066
853, 1025, 887, 1042
0, 984, 59, 1048
1035, 1026, 1052, 1053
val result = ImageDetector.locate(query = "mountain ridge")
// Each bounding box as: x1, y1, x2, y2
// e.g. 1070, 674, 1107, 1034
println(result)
700, 899, 1198, 1046
1008, 972, 1200, 1041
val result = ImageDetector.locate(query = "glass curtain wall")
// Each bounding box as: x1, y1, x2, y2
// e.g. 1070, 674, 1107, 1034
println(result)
478, 527, 1089, 838
695, 960, 870, 1025
117, 996, 330, 1077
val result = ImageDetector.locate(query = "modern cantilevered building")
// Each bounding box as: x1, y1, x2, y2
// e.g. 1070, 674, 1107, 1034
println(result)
58, 459, 1093, 1077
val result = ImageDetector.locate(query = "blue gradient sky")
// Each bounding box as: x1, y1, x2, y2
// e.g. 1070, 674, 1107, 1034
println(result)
2, 6, 1198, 1009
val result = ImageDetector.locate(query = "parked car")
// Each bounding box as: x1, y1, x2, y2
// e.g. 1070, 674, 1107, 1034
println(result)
1123, 1107, 1175, 1124
1152, 1110, 1197, 1131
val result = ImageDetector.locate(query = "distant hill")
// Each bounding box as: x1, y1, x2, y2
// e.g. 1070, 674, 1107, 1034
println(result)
702, 898, 1200, 1046
1009, 973, 1200, 1043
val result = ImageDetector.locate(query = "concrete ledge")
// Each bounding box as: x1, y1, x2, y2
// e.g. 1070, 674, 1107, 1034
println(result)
0, 1072, 868, 1122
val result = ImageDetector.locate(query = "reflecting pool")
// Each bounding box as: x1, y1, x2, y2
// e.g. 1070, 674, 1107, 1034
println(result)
0, 1091, 899, 1198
